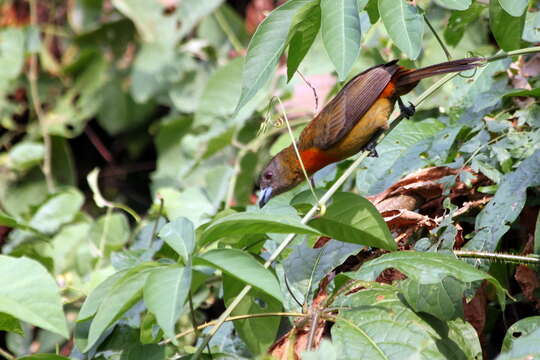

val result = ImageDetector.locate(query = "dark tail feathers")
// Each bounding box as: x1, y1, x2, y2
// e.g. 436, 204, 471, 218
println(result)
395, 57, 483, 88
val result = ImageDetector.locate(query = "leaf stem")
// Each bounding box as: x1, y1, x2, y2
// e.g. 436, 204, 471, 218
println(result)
423, 14, 452, 60
454, 250, 540, 265
28, 0, 55, 193
485, 46, 540, 62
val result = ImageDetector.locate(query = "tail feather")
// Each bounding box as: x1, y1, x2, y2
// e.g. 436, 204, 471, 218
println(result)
395, 57, 482, 88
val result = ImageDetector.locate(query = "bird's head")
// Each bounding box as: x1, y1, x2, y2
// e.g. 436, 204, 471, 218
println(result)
257, 147, 304, 208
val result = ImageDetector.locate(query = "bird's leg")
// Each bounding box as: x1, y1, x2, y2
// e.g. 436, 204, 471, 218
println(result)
397, 97, 415, 118
364, 128, 384, 158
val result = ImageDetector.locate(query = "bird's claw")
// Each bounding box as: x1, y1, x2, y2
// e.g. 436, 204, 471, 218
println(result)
398, 98, 415, 119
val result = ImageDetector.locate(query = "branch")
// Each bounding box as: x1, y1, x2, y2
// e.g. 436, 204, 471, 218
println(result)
28, 0, 55, 193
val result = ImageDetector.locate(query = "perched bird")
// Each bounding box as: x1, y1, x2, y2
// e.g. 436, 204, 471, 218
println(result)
257, 57, 482, 207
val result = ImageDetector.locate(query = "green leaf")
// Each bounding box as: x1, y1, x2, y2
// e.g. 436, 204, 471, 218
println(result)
464, 150, 540, 265
283, 239, 362, 303
18, 355, 71, 360
399, 277, 465, 321
349, 251, 506, 307
235, 0, 314, 112
195, 248, 283, 302
0, 312, 24, 335
320, 0, 361, 81
198, 212, 321, 246
308, 192, 396, 250
78, 269, 128, 321
158, 217, 195, 262
378, 0, 424, 59
504, 87, 540, 98
501, 316, 540, 353
287, 1, 321, 81
0, 256, 68, 338
89, 213, 130, 251
29, 188, 84, 234
523, 11, 540, 43
433, 0, 471, 11
364, 0, 379, 23
8, 142, 44, 172
158, 187, 215, 228
332, 283, 481, 359
0, 28, 25, 85
489, 0, 526, 51
140, 312, 163, 344
223, 274, 281, 355
84, 263, 158, 351
497, 0, 527, 17
143, 265, 192, 343
195, 58, 260, 128
444, 3, 485, 47
498, 325, 540, 360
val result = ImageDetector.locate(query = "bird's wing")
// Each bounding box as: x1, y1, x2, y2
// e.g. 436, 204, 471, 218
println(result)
312, 61, 400, 150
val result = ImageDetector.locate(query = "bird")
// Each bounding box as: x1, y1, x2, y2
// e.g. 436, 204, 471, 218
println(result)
257, 57, 482, 207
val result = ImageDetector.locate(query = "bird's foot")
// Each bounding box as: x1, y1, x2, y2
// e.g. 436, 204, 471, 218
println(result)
365, 139, 379, 158
398, 98, 415, 119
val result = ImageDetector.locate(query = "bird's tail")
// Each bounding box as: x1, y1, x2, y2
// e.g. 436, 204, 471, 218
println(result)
395, 57, 483, 88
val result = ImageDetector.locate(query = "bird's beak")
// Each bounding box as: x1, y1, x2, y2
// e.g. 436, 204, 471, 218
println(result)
258, 187, 273, 208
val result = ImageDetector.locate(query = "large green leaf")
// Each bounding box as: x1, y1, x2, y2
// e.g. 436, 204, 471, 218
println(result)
308, 192, 396, 250
223, 274, 281, 355
235, 0, 314, 112
195, 248, 283, 302
399, 277, 465, 321
332, 283, 482, 359
444, 3, 485, 47
0, 256, 68, 338
283, 239, 362, 304
143, 265, 192, 343
287, 1, 321, 81
497, 0, 528, 17
489, 0, 526, 51
498, 326, 540, 360
8, 142, 44, 172
464, 150, 540, 265
198, 212, 321, 246
84, 263, 159, 351
0, 312, 23, 335
320, 0, 361, 81
378, 0, 424, 59
29, 188, 84, 234
349, 251, 506, 307
433, 0, 471, 11
158, 217, 195, 263
501, 316, 540, 353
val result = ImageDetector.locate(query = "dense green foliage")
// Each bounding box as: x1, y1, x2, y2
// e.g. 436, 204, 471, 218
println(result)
0, 0, 540, 359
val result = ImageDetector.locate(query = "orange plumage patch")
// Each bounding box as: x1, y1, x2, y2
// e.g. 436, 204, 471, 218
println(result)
380, 80, 396, 98
299, 148, 338, 174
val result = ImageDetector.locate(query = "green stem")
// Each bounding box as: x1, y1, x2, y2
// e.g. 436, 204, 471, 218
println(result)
214, 8, 243, 53
454, 250, 540, 265
0, 347, 15, 360
424, 14, 452, 61
192, 45, 540, 359
485, 46, 540, 62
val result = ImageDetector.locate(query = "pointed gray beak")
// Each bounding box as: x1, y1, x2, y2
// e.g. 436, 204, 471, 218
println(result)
258, 187, 273, 208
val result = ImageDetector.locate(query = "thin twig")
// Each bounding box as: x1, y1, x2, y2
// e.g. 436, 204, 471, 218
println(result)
454, 250, 540, 265
423, 14, 451, 61
160, 312, 306, 345
297, 71, 319, 112
28, 0, 55, 193
150, 196, 164, 243
0, 347, 15, 360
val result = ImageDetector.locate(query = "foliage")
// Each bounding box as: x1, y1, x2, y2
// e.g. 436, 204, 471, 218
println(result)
0, 0, 539, 359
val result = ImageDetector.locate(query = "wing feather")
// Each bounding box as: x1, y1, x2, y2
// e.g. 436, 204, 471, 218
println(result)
312, 62, 399, 149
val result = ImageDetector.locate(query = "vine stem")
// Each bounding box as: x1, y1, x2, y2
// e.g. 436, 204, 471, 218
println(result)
192, 46, 540, 358
454, 250, 540, 265
28, 0, 55, 193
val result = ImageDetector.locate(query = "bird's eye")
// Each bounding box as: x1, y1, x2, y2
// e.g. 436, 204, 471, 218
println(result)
264, 171, 273, 180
